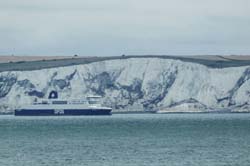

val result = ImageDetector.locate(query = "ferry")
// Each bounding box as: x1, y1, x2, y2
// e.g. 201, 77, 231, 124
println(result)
15, 91, 112, 116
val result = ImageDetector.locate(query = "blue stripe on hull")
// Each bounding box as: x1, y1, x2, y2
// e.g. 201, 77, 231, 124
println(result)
15, 109, 112, 116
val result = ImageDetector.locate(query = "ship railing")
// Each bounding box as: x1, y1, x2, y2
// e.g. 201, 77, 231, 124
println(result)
68, 99, 87, 104
32, 97, 103, 105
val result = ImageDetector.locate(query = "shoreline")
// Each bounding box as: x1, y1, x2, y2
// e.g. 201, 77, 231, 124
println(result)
1, 111, 250, 115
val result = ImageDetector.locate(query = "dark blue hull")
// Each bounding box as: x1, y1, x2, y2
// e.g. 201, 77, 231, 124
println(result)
15, 109, 112, 116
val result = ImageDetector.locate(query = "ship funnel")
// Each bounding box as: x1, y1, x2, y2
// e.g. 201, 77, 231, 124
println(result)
48, 91, 58, 99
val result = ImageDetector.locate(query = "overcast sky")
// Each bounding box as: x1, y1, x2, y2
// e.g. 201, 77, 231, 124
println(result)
0, 0, 250, 56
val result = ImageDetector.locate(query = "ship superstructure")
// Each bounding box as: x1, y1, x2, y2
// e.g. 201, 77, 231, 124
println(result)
15, 91, 112, 116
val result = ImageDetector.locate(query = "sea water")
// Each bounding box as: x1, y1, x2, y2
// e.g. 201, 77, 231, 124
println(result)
0, 114, 250, 166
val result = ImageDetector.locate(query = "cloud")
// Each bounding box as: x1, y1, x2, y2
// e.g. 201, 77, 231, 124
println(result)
0, 0, 250, 56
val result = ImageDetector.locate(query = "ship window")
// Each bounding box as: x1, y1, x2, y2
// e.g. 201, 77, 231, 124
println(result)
89, 100, 98, 104
52, 101, 67, 104
87, 96, 102, 105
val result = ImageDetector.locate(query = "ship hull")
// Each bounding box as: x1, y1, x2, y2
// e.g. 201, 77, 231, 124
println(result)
15, 108, 112, 116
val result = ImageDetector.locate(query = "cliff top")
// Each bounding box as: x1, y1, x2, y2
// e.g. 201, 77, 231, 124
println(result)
1, 55, 250, 72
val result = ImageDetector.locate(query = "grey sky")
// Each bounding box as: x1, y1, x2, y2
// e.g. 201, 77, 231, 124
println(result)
0, 0, 250, 56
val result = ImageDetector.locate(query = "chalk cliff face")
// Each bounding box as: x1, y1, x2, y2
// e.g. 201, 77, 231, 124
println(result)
1, 58, 250, 113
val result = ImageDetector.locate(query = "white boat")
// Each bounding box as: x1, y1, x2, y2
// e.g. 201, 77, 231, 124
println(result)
15, 91, 112, 116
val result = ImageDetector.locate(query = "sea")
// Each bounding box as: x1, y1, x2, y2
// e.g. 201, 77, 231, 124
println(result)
0, 113, 250, 166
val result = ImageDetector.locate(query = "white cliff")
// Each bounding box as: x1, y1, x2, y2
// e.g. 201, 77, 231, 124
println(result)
1, 58, 250, 113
